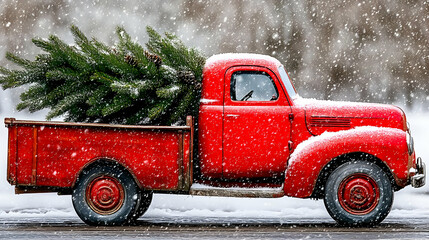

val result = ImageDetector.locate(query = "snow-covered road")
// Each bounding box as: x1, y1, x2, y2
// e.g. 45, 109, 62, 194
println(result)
2, 215, 429, 240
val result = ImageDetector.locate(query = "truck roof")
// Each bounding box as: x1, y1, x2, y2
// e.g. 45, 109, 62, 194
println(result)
204, 53, 282, 71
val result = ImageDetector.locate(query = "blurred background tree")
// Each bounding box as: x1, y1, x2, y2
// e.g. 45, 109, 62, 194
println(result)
1, 0, 428, 114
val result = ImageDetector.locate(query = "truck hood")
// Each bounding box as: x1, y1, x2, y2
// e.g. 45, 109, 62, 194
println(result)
295, 98, 407, 136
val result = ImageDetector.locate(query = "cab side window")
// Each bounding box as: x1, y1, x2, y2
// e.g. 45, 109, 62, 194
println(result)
230, 71, 278, 101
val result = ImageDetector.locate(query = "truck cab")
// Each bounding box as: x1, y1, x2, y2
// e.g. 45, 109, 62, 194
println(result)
198, 54, 295, 181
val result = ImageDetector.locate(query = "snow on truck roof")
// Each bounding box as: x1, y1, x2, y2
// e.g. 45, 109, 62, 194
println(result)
205, 53, 282, 69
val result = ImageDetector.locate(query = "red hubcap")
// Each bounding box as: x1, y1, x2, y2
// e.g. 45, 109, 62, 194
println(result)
86, 176, 124, 215
338, 173, 380, 215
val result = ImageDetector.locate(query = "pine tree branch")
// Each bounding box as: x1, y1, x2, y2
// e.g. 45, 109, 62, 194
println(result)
1, 25, 207, 125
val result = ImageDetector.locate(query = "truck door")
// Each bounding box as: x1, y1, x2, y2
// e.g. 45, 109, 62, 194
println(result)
223, 66, 292, 179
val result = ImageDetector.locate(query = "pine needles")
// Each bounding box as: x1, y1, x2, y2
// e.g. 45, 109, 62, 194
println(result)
0, 25, 206, 125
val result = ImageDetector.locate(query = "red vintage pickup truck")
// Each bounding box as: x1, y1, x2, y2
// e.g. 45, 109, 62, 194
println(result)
4, 53, 425, 226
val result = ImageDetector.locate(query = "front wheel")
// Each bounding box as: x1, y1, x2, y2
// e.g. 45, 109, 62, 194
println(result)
324, 161, 393, 226
72, 164, 140, 226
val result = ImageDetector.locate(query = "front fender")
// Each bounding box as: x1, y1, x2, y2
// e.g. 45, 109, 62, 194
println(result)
283, 127, 410, 198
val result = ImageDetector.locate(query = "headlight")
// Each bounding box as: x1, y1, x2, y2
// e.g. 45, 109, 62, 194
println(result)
406, 132, 414, 155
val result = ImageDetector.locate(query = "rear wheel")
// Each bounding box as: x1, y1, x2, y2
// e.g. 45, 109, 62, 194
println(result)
131, 191, 153, 221
324, 161, 393, 226
72, 164, 140, 226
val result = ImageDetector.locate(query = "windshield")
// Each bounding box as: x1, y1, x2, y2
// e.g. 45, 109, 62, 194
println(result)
278, 66, 297, 99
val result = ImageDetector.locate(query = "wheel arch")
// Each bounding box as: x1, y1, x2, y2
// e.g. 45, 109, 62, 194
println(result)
72, 158, 142, 190
310, 152, 400, 199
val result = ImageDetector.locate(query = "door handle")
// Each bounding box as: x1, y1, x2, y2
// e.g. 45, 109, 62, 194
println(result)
225, 114, 240, 118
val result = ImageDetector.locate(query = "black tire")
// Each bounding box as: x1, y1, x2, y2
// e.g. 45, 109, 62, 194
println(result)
131, 191, 153, 221
72, 164, 141, 226
323, 161, 393, 226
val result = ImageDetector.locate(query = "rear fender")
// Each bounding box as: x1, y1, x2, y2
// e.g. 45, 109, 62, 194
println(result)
72, 158, 142, 190
284, 127, 409, 198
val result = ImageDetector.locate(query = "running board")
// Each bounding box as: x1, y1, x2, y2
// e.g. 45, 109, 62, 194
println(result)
189, 184, 285, 198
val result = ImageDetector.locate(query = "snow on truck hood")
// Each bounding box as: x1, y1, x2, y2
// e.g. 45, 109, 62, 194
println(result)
294, 97, 407, 135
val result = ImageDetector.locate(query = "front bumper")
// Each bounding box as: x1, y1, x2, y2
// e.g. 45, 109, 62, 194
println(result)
411, 157, 425, 188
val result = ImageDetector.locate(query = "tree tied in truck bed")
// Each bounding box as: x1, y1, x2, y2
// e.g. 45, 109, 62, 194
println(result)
0, 25, 206, 125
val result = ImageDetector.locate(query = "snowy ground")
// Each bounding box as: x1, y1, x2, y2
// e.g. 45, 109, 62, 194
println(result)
0, 90, 428, 223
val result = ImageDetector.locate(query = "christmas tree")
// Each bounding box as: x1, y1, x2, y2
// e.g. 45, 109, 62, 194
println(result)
0, 25, 206, 125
